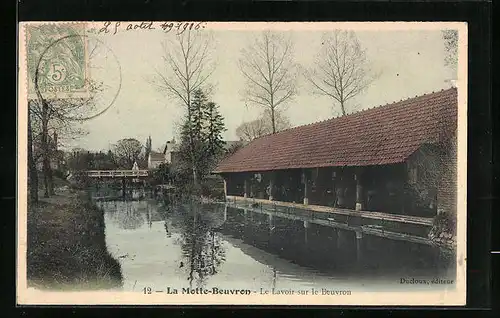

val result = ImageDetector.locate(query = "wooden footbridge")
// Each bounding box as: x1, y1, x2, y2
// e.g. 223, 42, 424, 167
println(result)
80, 169, 149, 197
85, 170, 149, 178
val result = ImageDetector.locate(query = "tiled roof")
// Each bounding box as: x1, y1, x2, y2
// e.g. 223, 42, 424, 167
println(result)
224, 140, 246, 149
215, 88, 458, 173
149, 151, 165, 162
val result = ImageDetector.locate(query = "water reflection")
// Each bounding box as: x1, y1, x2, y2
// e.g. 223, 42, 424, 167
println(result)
172, 204, 227, 288
105, 201, 146, 230
97, 191, 454, 292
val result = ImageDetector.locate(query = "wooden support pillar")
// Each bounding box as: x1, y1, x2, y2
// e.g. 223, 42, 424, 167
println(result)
268, 214, 274, 231
303, 169, 309, 205
223, 177, 228, 200
243, 178, 248, 198
331, 169, 337, 206
303, 221, 310, 245
355, 168, 364, 211
355, 231, 364, 263
269, 173, 275, 201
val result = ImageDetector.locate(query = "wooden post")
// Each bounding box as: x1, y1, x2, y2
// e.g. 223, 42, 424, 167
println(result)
332, 169, 337, 207
303, 221, 310, 245
269, 173, 275, 201
223, 177, 228, 200
268, 214, 275, 248
355, 231, 364, 263
355, 168, 364, 211
244, 178, 248, 198
303, 169, 309, 205
224, 204, 228, 222
268, 214, 274, 232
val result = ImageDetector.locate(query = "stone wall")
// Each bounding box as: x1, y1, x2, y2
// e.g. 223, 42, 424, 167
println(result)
429, 134, 458, 248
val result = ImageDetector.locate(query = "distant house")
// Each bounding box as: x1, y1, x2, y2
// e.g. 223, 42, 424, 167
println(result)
147, 151, 166, 170
157, 139, 243, 172
50, 149, 65, 170
163, 138, 181, 169
35, 132, 65, 171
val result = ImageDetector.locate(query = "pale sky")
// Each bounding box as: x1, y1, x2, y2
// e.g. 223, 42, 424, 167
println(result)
71, 24, 457, 152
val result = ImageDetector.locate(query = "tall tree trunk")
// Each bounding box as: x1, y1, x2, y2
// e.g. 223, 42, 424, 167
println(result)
187, 101, 199, 192
41, 101, 51, 198
48, 157, 55, 195
27, 106, 38, 203
271, 107, 276, 134
340, 100, 346, 116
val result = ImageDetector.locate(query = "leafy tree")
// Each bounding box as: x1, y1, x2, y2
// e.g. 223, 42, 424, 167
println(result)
93, 151, 118, 170
66, 149, 91, 172
178, 89, 226, 187
144, 135, 152, 162
151, 163, 171, 185
204, 101, 226, 161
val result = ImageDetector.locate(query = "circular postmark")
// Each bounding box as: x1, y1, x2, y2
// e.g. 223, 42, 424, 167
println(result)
27, 23, 122, 122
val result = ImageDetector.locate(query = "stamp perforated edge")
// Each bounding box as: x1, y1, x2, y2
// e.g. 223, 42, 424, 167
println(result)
24, 22, 90, 100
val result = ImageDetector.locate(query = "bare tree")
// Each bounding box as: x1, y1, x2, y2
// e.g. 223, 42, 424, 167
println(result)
236, 117, 268, 142
151, 30, 216, 188
305, 30, 376, 116
442, 29, 458, 76
112, 138, 143, 169
223, 142, 244, 158
239, 31, 298, 134
29, 81, 99, 197
27, 103, 38, 203
28, 32, 109, 200
236, 109, 291, 142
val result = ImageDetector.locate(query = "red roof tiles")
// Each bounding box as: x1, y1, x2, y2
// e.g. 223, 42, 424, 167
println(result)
215, 88, 458, 173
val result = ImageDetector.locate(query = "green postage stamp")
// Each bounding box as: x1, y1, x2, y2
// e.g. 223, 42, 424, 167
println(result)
26, 23, 89, 100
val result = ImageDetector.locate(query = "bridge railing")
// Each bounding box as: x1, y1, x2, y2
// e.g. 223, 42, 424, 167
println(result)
85, 170, 149, 178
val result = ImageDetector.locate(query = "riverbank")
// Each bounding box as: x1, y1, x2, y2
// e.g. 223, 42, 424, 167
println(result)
27, 189, 123, 290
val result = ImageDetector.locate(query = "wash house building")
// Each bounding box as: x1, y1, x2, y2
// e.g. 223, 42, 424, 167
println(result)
215, 88, 458, 219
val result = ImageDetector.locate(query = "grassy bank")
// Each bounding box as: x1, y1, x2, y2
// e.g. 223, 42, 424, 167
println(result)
27, 190, 123, 290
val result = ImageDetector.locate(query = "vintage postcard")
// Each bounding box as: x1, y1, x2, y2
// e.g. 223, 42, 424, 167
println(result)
17, 21, 467, 306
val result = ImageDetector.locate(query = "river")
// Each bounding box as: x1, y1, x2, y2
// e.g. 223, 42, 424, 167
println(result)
95, 190, 455, 293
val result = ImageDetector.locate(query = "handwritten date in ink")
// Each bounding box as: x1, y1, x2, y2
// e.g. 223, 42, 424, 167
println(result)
99, 21, 206, 35
160, 22, 206, 34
